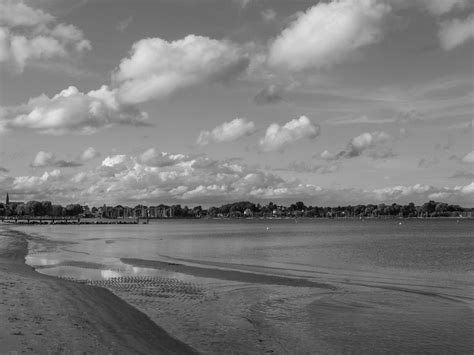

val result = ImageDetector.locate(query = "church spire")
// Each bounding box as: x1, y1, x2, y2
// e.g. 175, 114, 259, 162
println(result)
6, 193, 9, 205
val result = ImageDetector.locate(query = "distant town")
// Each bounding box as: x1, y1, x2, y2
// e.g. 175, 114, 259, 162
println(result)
1, 193, 472, 220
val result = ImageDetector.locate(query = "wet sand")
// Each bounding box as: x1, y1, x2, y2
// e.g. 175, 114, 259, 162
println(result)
0, 227, 196, 354
121, 257, 337, 290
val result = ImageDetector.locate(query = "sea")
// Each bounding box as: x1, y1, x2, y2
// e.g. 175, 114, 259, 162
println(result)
17, 218, 474, 354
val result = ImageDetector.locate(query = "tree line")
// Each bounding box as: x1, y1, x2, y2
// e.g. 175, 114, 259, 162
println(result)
1, 199, 471, 218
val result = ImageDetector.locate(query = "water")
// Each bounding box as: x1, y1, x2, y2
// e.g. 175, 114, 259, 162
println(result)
17, 219, 474, 353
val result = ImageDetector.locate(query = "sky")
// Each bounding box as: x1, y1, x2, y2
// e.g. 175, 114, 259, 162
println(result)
0, 0, 473, 207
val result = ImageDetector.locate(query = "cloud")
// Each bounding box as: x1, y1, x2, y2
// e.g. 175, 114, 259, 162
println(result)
371, 182, 474, 205
0, 1, 53, 28
2, 151, 474, 206
286, 161, 340, 174
261, 9, 277, 22
450, 170, 474, 179
196, 118, 256, 146
138, 149, 188, 167
81, 147, 100, 161
31, 151, 82, 168
0, 166, 9, 173
259, 116, 320, 152
0, 85, 149, 134
396, 110, 424, 124
113, 35, 250, 104
253, 85, 284, 105
234, 0, 253, 9
439, 13, 474, 50
267, 0, 390, 71
0, 1, 91, 72
326, 115, 393, 125
418, 157, 439, 168
419, 0, 470, 16
116, 16, 133, 32
2, 147, 474, 206
461, 150, 474, 164
322, 131, 391, 160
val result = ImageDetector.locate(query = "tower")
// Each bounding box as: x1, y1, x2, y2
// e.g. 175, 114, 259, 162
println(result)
5, 193, 9, 205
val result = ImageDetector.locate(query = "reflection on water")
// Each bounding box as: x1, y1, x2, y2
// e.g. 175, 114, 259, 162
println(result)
18, 219, 474, 354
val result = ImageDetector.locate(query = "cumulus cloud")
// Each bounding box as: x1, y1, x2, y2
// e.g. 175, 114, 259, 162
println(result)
253, 85, 284, 105
419, 0, 470, 16
371, 182, 474, 204
113, 35, 249, 104
322, 131, 391, 160
0, 1, 91, 72
0, 1, 54, 28
461, 150, 474, 164
2, 150, 473, 206
439, 13, 474, 50
267, 0, 390, 71
138, 149, 188, 167
0, 85, 149, 134
81, 147, 100, 161
196, 118, 256, 146
259, 116, 320, 152
82, 150, 322, 204
31, 151, 82, 168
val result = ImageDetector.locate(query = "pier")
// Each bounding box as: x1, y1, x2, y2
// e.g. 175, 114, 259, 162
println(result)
1, 217, 140, 225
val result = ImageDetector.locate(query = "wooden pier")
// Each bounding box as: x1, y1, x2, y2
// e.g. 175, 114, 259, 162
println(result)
1, 217, 140, 225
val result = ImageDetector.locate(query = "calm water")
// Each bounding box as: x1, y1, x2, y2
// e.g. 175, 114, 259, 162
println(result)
17, 219, 474, 353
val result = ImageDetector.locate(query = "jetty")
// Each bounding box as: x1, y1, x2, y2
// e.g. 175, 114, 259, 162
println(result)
1, 217, 141, 225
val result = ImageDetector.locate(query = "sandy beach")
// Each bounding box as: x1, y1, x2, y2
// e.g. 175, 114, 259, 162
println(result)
0, 227, 196, 354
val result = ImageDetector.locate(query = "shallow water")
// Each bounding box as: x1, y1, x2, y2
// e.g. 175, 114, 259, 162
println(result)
16, 219, 474, 353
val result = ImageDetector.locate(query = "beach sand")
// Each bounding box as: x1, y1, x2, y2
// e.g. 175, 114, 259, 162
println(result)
0, 227, 197, 354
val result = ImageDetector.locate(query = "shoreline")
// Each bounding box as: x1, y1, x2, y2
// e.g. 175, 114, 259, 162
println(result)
0, 226, 197, 354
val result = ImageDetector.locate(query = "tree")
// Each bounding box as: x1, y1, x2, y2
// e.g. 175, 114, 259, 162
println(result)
295, 201, 306, 211
41, 201, 53, 216
64, 204, 83, 216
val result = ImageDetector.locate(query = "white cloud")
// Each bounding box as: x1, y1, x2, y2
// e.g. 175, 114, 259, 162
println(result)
81, 147, 100, 161
101, 155, 128, 168
113, 35, 249, 104
459, 181, 474, 194
322, 131, 391, 160
268, 0, 390, 71
31, 151, 82, 168
259, 116, 320, 152
461, 150, 474, 164
0, 1, 54, 28
372, 184, 432, 198
419, 0, 469, 16
372, 182, 474, 203
31, 151, 55, 167
197, 118, 256, 146
439, 13, 474, 50
139, 149, 187, 167
0, 1, 91, 72
0, 85, 149, 134
2, 149, 474, 206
